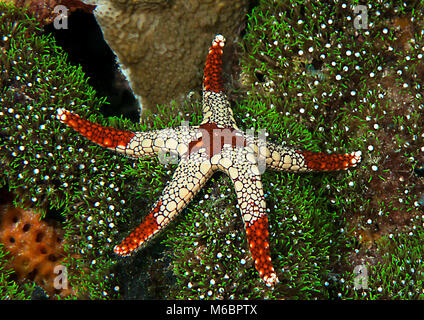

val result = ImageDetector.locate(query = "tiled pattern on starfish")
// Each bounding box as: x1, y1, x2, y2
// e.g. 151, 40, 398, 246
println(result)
220, 144, 277, 284
115, 151, 213, 255
263, 142, 361, 172
200, 91, 238, 128
57, 34, 361, 287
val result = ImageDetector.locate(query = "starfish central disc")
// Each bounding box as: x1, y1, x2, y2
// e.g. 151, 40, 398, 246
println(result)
188, 123, 247, 158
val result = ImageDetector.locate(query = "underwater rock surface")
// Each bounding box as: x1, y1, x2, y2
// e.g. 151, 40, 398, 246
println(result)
81, 0, 249, 114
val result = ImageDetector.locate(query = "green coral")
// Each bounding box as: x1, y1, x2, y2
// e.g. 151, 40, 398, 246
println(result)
0, 3, 134, 299
0, 243, 35, 299
234, 0, 424, 299
341, 223, 424, 299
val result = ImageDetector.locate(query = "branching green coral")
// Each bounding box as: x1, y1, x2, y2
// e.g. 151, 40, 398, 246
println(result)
340, 222, 424, 300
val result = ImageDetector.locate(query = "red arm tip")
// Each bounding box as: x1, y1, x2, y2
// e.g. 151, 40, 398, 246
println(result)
203, 35, 226, 93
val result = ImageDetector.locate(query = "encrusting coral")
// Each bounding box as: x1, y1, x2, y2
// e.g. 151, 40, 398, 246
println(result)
80, 0, 249, 114
0, 202, 73, 297
0, 189, 36, 299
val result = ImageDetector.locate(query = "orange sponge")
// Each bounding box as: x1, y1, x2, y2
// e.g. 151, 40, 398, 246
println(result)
0, 205, 72, 297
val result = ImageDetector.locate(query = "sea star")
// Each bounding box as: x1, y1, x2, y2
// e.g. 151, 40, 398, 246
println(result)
57, 34, 361, 287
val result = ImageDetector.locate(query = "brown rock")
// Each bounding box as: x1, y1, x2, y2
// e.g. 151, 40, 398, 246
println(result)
82, 0, 248, 115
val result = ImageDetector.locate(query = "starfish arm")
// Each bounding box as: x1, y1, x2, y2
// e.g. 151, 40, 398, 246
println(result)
201, 91, 238, 129
114, 152, 214, 256
203, 34, 225, 94
201, 34, 238, 128
57, 108, 196, 159
261, 141, 362, 172
220, 147, 279, 287
57, 108, 136, 152
127, 125, 200, 160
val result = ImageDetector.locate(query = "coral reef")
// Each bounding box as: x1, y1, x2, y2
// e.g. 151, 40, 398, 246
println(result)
1, 0, 424, 300
81, 0, 249, 113
54, 34, 362, 289
1, 2, 208, 299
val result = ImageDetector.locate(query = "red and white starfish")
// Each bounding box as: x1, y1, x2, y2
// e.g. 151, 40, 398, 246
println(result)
57, 35, 361, 287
